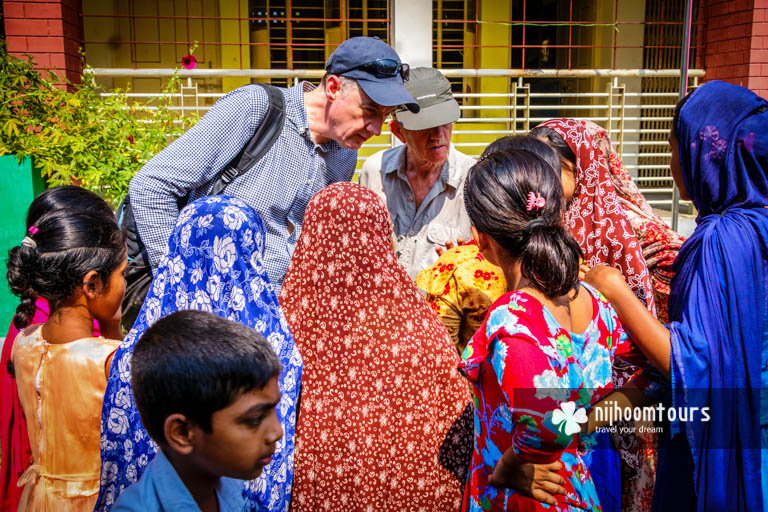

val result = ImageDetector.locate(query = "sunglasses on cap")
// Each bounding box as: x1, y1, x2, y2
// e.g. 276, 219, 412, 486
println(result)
337, 59, 410, 81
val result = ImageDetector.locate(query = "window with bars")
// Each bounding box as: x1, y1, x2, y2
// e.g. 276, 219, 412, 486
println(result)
250, 0, 386, 71
82, 0, 390, 90
638, 0, 700, 212
430, 0, 703, 71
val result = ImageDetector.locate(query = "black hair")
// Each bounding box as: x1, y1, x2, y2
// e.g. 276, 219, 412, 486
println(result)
481, 135, 561, 172
131, 310, 282, 444
26, 186, 115, 229
464, 150, 583, 298
529, 125, 577, 170
672, 91, 694, 140
6, 208, 125, 329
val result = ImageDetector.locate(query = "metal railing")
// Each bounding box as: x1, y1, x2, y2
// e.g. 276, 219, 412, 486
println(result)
87, 67, 704, 212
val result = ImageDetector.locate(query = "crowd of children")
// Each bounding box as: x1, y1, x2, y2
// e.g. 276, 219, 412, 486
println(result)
1, 78, 765, 512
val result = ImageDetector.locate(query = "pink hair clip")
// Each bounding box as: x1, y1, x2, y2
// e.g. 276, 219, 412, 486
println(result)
28, 226, 39, 235
526, 192, 546, 211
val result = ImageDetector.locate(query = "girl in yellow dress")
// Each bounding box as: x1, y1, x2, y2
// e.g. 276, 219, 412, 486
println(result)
6, 207, 126, 511
415, 240, 506, 354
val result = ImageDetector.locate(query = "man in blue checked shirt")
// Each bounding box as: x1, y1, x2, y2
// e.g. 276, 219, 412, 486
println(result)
129, 36, 419, 291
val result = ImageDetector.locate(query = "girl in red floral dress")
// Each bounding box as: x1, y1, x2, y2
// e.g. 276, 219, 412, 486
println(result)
458, 150, 658, 511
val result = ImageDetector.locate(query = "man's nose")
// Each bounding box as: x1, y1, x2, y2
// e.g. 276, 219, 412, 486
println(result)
368, 116, 384, 137
431, 124, 451, 139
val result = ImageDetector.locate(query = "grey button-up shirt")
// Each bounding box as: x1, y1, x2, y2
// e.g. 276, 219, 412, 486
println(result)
359, 144, 476, 278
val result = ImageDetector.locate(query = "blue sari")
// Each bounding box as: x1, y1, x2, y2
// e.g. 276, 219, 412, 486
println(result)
653, 80, 768, 511
95, 196, 302, 512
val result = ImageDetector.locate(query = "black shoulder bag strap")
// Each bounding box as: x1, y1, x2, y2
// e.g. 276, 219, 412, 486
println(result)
210, 83, 286, 196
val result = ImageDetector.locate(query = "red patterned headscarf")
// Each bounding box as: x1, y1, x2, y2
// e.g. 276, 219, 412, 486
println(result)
582, 120, 685, 324
535, 119, 655, 313
280, 182, 472, 510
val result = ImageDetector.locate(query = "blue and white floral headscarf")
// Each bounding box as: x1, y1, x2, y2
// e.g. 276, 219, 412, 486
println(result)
95, 196, 302, 512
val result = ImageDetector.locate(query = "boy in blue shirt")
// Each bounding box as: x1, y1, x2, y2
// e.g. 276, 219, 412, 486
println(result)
113, 310, 283, 512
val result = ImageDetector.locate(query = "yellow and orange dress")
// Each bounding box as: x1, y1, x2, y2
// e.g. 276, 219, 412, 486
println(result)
415, 241, 507, 354
11, 325, 119, 511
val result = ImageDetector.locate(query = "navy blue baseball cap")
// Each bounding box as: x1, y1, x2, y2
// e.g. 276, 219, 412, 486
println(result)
325, 37, 420, 113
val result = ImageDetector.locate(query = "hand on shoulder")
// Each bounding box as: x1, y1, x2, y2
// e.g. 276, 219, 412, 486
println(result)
583, 265, 627, 301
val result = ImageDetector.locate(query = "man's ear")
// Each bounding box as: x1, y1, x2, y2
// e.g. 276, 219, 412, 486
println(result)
81, 270, 103, 300
164, 413, 197, 456
324, 75, 342, 101
390, 119, 407, 144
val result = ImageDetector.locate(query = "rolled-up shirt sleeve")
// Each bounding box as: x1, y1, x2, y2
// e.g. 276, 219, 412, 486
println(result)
129, 86, 268, 267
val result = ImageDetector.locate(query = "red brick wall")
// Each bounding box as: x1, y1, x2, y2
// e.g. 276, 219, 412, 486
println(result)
703, 0, 768, 99
3, 0, 83, 86
750, 0, 768, 97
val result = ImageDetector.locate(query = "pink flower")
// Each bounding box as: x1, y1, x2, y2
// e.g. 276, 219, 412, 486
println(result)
181, 54, 197, 70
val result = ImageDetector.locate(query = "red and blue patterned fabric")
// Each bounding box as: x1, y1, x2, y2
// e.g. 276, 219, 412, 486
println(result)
459, 283, 657, 511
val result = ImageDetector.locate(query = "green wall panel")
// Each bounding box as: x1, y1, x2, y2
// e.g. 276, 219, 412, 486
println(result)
0, 156, 45, 332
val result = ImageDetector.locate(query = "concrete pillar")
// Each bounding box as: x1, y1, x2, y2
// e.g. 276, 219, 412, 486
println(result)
391, 0, 432, 67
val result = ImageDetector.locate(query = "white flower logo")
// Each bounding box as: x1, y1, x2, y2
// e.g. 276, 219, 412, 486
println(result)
552, 401, 587, 436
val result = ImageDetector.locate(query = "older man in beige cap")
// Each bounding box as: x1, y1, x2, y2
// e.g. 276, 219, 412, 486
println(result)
359, 67, 476, 278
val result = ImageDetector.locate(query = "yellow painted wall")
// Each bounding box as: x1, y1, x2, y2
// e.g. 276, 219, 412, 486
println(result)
477, 0, 511, 114
250, 25, 271, 74
449, 0, 511, 155
219, 0, 251, 91
461, 0, 511, 145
